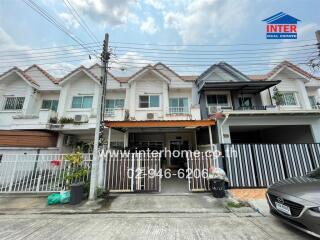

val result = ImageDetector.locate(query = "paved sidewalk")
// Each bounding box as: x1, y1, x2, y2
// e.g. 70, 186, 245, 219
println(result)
0, 193, 256, 215
0, 213, 316, 240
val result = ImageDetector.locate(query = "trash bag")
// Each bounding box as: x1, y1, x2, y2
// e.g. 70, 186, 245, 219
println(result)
47, 193, 61, 205
60, 191, 70, 204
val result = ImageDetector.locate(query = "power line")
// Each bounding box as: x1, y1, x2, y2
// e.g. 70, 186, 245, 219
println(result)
0, 50, 102, 64
23, 0, 99, 59
0, 47, 314, 62
0, 48, 314, 60
63, 0, 99, 44
111, 44, 317, 54
109, 39, 317, 47
0, 42, 99, 53
109, 60, 311, 68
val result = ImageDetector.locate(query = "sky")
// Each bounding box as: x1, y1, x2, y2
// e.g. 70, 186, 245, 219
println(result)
0, 0, 319, 77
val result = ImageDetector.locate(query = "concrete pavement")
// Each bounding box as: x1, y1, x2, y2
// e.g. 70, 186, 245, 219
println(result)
0, 213, 316, 240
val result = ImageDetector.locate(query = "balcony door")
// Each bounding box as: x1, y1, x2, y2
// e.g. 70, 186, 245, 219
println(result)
238, 97, 252, 109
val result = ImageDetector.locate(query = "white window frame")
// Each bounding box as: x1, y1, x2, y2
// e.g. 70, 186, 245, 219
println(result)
169, 97, 189, 114
71, 95, 93, 109
138, 95, 161, 109
41, 99, 59, 111
205, 91, 232, 108
279, 91, 299, 107
2, 96, 25, 111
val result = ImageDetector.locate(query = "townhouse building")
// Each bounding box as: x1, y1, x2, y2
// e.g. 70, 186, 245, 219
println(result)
0, 60, 320, 192
197, 61, 320, 145
1, 60, 320, 153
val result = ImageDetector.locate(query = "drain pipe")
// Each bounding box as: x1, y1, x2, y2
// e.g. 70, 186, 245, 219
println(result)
220, 114, 230, 144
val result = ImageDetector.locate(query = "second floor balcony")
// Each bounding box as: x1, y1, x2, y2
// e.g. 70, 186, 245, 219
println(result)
105, 108, 128, 121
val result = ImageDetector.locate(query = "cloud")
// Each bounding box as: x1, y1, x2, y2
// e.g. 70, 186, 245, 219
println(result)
58, 12, 80, 29
140, 17, 158, 34
144, 0, 164, 9
0, 27, 91, 77
109, 51, 153, 76
66, 0, 138, 26
299, 23, 318, 38
164, 0, 252, 43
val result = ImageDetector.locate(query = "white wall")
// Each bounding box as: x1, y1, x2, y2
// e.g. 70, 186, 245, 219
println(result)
261, 67, 312, 109
219, 115, 320, 143
0, 75, 33, 127
58, 72, 99, 119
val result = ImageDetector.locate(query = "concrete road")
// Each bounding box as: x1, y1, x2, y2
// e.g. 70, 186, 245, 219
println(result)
0, 213, 316, 240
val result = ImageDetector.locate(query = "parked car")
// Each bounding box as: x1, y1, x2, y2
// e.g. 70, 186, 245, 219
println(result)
266, 167, 320, 238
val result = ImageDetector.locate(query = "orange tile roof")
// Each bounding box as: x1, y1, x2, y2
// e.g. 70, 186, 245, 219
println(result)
24, 64, 59, 84
0, 67, 40, 87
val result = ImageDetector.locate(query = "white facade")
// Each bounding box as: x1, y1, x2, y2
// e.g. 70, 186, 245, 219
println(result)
0, 61, 319, 152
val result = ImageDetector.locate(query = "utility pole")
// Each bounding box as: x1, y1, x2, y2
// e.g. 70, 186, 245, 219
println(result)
316, 30, 320, 55
89, 33, 109, 200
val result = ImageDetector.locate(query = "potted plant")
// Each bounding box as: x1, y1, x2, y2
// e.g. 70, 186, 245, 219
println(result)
64, 150, 89, 204
272, 87, 284, 110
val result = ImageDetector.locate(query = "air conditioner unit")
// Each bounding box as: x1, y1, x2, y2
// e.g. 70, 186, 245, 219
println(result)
63, 135, 75, 146
147, 113, 154, 120
74, 114, 89, 123
209, 105, 222, 114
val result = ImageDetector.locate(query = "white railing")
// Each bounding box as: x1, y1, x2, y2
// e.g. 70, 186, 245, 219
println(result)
0, 153, 92, 193
312, 105, 320, 109
168, 107, 189, 114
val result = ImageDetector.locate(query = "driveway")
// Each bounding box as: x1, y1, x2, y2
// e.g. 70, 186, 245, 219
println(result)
0, 213, 316, 240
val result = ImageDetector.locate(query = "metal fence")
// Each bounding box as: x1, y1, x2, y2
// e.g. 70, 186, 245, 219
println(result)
224, 143, 320, 188
0, 153, 92, 193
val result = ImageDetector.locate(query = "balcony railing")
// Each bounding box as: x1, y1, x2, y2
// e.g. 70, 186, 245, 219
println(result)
208, 105, 270, 114
235, 106, 267, 111
105, 108, 115, 117
168, 107, 189, 115
312, 105, 320, 110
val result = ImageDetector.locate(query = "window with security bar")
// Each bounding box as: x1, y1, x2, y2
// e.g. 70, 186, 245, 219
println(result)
280, 92, 298, 106
3, 97, 25, 110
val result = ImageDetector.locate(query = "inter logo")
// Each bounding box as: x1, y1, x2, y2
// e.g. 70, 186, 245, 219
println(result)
262, 12, 300, 39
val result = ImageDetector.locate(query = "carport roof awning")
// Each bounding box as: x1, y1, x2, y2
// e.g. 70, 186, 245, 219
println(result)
199, 80, 281, 94
105, 120, 215, 128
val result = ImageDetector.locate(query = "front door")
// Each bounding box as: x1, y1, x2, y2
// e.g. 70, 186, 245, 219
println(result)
170, 140, 189, 169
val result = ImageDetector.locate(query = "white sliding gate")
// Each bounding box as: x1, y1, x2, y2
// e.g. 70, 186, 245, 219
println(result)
0, 154, 92, 193
100, 152, 162, 192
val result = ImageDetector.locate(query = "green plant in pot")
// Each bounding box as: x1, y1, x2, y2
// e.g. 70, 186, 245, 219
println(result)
64, 150, 90, 204
272, 87, 284, 109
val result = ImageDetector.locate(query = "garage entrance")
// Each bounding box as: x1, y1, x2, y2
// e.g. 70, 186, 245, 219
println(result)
230, 125, 315, 143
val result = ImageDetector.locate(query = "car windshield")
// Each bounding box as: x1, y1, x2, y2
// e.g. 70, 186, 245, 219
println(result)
307, 168, 320, 179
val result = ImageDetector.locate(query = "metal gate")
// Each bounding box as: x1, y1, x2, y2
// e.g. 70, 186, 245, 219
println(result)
224, 143, 320, 188
103, 152, 161, 192
186, 152, 214, 192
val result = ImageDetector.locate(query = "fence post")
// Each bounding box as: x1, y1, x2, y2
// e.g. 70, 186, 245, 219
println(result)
36, 174, 42, 192
9, 155, 18, 192
131, 154, 135, 192
97, 150, 104, 187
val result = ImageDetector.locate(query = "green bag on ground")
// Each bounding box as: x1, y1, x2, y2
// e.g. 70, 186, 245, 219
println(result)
47, 193, 61, 205
60, 191, 70, 204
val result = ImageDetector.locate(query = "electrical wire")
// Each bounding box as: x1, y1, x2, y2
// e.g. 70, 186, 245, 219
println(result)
23, 0, 99, 59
